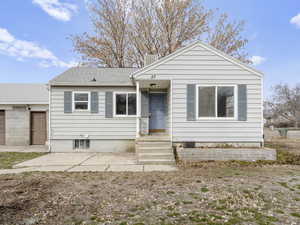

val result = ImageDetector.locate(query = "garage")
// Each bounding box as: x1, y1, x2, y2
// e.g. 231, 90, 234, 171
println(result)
0, 110, 5, 145
0, 84, 48, 146
30, 112, 47, 145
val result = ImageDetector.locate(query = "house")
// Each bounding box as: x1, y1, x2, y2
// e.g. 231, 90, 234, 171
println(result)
0, 84, 48, 146
49, 41, 263, 163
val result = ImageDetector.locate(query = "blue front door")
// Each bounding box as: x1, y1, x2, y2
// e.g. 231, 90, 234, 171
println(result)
149, 93, 166, 132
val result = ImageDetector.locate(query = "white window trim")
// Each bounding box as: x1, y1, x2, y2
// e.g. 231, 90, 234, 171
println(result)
113, 92, 137, 117
73, 91, 90, 112
196, 84, 238, 120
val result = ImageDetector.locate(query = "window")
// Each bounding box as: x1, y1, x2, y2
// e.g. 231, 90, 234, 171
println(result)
114, 92, 136, 116
198, 86, 216, 117
74, 139, 90, 149
73, 92, 90, 111
197, 85, 236, 119
217, 87, 234, 118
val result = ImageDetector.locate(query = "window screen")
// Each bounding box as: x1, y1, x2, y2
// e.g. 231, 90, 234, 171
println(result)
197, 86, 235, 118
115, 93, 136, 116
198, 86, 216, 117
74, 93, 89, 110
217, 86, 234, 118
116, 94, 127, 115
128, 93, 137, 115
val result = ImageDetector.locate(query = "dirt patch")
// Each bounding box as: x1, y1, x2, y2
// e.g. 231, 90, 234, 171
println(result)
0, 166, 300, 225
0, 174, 57, 224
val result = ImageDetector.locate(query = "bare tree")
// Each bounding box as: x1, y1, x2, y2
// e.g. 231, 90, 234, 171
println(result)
72, 0, 250, 67
128, 0, 212, 67
207, 13, 249, 64
265, 84, 300, 128
72, 0, 131, 67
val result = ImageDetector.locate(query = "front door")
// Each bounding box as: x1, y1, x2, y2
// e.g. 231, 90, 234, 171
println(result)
31, 112, 47, 145
149, 93, 166, 132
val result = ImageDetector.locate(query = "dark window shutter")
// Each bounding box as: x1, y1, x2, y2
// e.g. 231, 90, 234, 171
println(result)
105, 92, 113, 118
90, 92, 99, 113
141, 91, 149, 117
238, 84, 247, 121
64, 91, 72, 113
187, 84, 196, 121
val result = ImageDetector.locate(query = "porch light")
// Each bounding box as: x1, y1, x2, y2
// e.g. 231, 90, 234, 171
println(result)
150, 83, 159, 88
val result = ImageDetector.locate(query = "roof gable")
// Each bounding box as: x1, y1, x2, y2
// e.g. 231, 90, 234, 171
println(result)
132, 41, 263, 79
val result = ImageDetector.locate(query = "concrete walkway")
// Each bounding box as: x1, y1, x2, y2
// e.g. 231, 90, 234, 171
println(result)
0, 153, 177, 174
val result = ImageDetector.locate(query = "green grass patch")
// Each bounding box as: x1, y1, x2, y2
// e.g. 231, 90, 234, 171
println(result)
201, 187, 209, 192
290, 212, 300, 218
0, 152, 46, 169
182, 200, 193, 204
278, 182, 295, 191
265, 142, 300, 165
275, 209, 285, 214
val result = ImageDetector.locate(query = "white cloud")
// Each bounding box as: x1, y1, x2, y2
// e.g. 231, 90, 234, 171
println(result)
250, 56, 266, 66
0, 29, 14, 42
39, 59, 77, 68
0, 27, 76, 68
290, 13, 300, 28
33, 0, 78, 21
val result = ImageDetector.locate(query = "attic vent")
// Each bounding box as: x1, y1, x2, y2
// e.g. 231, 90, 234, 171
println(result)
144, 54, 158, 66
91, 77, 97, 82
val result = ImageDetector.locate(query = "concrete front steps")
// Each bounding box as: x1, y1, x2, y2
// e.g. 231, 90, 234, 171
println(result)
136, 136, 175, 165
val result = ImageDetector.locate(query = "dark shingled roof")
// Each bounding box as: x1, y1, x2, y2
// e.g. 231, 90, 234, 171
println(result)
50, 67, 138, 86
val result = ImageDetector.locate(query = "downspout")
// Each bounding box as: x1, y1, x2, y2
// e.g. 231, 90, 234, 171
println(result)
170, 80, 173, 143
129, 74, 136, 85
261, 75, 264, 148
48, 84, 51, 152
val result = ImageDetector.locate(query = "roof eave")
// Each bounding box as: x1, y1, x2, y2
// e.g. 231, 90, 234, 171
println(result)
49, 82, 135, 87
0, 102, 48, 105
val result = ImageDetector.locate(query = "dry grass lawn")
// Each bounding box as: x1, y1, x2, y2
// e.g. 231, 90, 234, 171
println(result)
0, 140, 300, 225
0, 152, 47, 169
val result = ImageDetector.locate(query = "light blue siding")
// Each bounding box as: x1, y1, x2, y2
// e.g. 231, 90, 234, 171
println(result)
51, 86, 136, 140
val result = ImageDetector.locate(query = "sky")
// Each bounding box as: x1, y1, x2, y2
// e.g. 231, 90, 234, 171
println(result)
0, 0, 299, 97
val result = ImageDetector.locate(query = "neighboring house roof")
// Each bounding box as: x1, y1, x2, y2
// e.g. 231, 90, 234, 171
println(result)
0, 83, 48, 105
50, 67, 138, 86
131, 40, 263, 79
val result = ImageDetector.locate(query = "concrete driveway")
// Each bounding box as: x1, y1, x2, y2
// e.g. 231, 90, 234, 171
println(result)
6, 153, 177, 173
